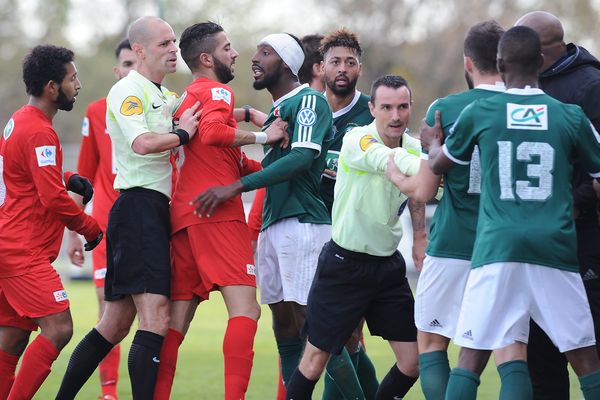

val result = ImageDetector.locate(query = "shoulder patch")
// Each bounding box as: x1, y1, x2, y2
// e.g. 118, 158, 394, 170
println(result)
359, 135, 378, 151
297, 107, 317, 127
297, 94, 318, 127
211, 87, 232, 105
120, 96, 143, 116
35, 145, 57, 167
3, 118, 14, 140
81, 117, 89, 137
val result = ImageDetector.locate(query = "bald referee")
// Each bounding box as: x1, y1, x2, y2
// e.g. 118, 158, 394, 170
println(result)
57, 16, 200, 399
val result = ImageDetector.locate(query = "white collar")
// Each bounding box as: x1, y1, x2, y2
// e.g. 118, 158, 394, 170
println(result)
331, 90, 362, 118
272, 84, 309, 107
475, 81, 506, 92
505, 86, 544, 95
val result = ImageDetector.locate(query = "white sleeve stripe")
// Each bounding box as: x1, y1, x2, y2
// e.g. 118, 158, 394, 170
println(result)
589, 171, 600, 178
292, 141, 321, 156
442, 144, 470, 165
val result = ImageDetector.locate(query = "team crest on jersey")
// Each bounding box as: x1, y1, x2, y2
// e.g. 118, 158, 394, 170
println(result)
3, 118, 14, 140
120, 96, 143, 116
359, 135, 378, 151
297, 107, 317, 127
506, 103, 547, 130
81, 117, 90, 137
211, 87, 232, 105
246, 264, 256, 276
274, 107, 281, 117
35, 146, 56, 167
53, 290, 68, 302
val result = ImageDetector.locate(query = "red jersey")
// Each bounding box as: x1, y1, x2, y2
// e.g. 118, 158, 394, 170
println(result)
77, 98, 118, 231
247, 188, 266, 241
0, 105, 100, 277
170, 77, 261, 233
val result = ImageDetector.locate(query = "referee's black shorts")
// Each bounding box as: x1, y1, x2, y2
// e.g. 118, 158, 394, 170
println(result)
304, 240, 417, 354
104, 187, 171, 301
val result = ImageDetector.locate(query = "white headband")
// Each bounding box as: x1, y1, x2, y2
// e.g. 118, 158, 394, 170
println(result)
259, 33, 305, 77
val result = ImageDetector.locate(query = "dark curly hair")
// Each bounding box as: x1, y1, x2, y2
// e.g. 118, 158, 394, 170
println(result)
22, 45, 74, 97
320, 28, 362, 59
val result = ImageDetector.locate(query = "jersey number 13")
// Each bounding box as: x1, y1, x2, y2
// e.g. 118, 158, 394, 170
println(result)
497, 141, 554, 201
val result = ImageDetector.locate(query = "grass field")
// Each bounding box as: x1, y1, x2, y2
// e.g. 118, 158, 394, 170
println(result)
33, 280, 582, 399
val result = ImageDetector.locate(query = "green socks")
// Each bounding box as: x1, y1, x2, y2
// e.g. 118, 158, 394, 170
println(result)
355, 345, 378, 400
277, 338, 304, 387
322, 348, 364, 400
444, 368, 479, 400
579, 368, 600, 400
498, 360, 532, 400
419, 351, 450, 400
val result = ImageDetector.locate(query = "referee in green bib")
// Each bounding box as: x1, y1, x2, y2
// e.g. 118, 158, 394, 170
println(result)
285, 75, 423, 400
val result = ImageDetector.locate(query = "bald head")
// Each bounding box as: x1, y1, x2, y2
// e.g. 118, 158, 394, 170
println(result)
515, 11, 566, 70
515, 11, 563, 46
128, 16, 171, 46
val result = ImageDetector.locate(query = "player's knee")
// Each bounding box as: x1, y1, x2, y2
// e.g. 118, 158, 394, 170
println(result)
299, 354, 328, 380
43, 323, 73, 351
247, 301, 261, 321
397, 358, 420, 378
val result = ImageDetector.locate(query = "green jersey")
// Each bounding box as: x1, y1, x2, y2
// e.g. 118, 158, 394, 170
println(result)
444, 88, 600, 271
321, 91, 373, 213
260, 84, 333, 230
426, 83, 505, 260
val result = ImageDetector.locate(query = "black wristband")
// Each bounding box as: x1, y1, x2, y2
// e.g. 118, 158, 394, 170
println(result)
173, 128, 190, 145
243, 105, 251, 123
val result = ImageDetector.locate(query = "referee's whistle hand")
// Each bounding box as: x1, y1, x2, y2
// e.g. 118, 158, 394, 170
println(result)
191, 180, 244, 218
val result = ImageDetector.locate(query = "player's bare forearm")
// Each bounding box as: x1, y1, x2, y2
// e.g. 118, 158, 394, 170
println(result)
386, 156, 438, 202
409, 199, 427, 272
192, 180, 244, 218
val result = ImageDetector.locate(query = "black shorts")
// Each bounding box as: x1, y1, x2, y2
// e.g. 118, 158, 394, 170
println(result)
304, 241, 417, 354
104, 187, 171, 301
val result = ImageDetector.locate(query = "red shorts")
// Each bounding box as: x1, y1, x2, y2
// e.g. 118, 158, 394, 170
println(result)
0, 264, 70, 331
171, 221, 256, 301
92, 240, 108, 288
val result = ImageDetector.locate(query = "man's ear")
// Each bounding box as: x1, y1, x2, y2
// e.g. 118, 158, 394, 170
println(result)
45, 80, 59, 99
497, 58, 505, 73
199, 53, 213, 68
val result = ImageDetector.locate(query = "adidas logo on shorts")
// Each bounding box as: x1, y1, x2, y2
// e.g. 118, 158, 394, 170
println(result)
246, 264, 256, 276
429, 319, 443, 328
583, 269, 599, 281
53, 290, 68, 302
462, 329, 473, 340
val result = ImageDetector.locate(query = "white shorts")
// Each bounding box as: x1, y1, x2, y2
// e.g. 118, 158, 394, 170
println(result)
415, 255, 471, 338
256, 218, 331, 305
454, 262, 596, 352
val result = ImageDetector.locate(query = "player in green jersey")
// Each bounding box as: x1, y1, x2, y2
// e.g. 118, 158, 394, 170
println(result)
386, 21, 505, 400
422, 26, 600, 400
193, 32, 334, 389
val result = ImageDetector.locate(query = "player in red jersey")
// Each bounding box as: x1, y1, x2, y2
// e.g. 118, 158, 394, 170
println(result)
66, 38, 136, 400
153, 22, 287, 400
0, 45, 102, 400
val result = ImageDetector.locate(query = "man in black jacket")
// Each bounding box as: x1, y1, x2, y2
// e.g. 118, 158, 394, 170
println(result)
517, 10, 600, 400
